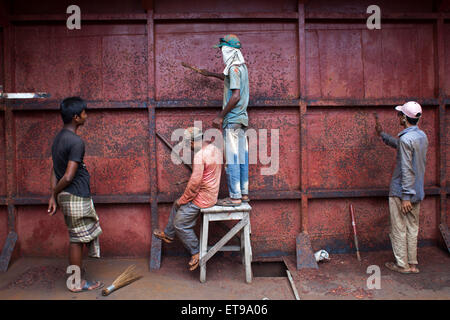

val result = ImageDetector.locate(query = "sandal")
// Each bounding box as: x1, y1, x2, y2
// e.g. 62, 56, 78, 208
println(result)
70, 280, 104, 293
242, 195, 250, 202
188, 254, 199, 271
409, 266, 420, 273
385, 262, 412, 274
217, 197, 241, 207
153, 229, 174, 244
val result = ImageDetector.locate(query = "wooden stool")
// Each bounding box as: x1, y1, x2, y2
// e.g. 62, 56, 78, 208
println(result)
199, 203, 252, 283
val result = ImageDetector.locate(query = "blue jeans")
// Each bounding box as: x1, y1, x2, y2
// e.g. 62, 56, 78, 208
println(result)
224, 123, 249, 199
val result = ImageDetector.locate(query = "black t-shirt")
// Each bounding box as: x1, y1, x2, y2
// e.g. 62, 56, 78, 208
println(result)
51, 129, 91, 197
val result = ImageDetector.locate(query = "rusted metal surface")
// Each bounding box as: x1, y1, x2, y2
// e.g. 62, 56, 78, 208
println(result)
17, 204, 151, 257
0, 0, 448, 262
306, 107, 438, 190
155, 22, 298, 101
14, 110, 150, 196
308, 197, 439, 253
306, 24, 435, 99
0, 112, 5, 196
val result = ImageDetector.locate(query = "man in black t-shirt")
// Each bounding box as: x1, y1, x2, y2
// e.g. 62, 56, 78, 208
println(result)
48, 97, 103, 293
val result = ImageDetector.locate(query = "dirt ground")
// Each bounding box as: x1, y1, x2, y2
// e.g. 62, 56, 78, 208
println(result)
0, 246, 448, 300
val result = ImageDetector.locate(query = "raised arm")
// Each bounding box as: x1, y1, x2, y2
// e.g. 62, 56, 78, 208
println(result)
181, 62, 224, 81
375, 114, 398, 149
380, 132, 399, 149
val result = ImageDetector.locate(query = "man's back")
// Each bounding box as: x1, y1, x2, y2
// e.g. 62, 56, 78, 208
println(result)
178, 142, 222, 209
390, 126, 428, 203
51, 129, 91, 197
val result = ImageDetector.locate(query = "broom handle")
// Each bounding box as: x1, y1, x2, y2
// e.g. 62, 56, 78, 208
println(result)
350, 205, 361, 261
102, 284, 116, 296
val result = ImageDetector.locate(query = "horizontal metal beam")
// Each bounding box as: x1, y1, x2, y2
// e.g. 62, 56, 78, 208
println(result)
6, 187, 444, 206
5, 97, 445, 111
306, 98, 441, 107
10, 14, 147, 23
153, 12, 299, 21
12, 194, 150, 205
155, 99, 300, 108
307, 187, 442, 199
7, 100, 147, 111
9, 12, 450, 23
305, 12, 449, 20
157, 190, 303, 203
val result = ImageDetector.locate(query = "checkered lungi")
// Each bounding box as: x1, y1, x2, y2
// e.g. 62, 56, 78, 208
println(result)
57, 192, 102, 258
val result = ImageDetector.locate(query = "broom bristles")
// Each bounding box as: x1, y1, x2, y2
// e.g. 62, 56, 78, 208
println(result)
102, 265, 142, 296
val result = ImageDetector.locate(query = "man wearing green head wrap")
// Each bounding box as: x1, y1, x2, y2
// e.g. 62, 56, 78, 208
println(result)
182, 34, 250, 207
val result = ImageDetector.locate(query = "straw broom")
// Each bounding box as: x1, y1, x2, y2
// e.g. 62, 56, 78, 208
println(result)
102, 265, 142, 296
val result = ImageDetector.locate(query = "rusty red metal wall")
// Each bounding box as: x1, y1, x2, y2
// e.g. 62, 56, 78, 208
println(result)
0, 0, 448, 261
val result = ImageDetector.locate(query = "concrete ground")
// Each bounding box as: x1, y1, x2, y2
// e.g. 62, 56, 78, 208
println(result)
0, 246, 448, 300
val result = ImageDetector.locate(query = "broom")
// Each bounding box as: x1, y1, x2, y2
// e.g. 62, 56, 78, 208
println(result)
102, 265, 142, 296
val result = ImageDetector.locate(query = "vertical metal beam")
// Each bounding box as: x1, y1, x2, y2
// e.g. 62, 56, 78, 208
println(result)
297, 1, 318, 270
0, 24, 19, 272
298, 1, 308, 232
146, 6, 161, 270
435, 18, 447, 232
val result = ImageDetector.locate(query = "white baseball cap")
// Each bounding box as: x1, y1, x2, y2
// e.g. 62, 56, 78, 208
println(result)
183, 127, 203, 146
395, 101, 422, 119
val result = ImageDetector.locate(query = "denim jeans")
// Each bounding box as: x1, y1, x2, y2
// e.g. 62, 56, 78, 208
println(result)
164, 202, 201, 255
224, 123, 249, 199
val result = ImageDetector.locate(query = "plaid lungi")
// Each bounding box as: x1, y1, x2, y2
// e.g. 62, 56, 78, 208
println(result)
57, 192, 102, 258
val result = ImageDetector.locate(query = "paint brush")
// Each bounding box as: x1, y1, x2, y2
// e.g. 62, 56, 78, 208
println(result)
181, 62, 203, 74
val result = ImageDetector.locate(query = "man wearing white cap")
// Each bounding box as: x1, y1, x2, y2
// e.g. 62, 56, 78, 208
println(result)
375, 101, 428, 274
153, 127, 222, 271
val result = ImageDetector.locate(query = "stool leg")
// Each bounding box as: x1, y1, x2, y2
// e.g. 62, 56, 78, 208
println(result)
243, 222, 252, 283
240, 229, 245, 265
200, 214, 209, 283
248, 219, 252, 263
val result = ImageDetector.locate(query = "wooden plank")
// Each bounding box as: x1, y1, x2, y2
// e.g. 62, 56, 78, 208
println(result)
207, 212, 245, 221
243, 221, 252, 283
200, 214, 209, 283
200, 203, 252, 214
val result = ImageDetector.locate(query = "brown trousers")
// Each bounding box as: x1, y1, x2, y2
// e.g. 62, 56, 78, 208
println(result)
388, 197, 420, 268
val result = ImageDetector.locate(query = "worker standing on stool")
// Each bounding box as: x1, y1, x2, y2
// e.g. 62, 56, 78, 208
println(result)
375, 101, 428, 274
183, 34, 250, 206
153, 127, 222, 271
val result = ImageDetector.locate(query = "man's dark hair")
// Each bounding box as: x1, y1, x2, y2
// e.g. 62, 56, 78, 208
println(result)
406, 113, 421, 125
60, 97, 87, 124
